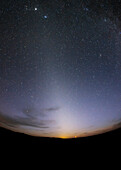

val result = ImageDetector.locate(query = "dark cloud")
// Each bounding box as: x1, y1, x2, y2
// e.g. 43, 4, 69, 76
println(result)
22, 107, 41, 118
112, 121, 121, 129
0, 109, 55, 130
81, 121, 121, 137
0, 105, 60, 134
44, 107, 60, 112
22, 106, 60, 118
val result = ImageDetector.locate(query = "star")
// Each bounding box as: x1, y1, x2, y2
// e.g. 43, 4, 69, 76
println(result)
104, 18, 107, 22
83, 7, 89, 11
44, 15, 48, 19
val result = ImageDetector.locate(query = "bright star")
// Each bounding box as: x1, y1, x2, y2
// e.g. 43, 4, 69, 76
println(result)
44, 15, 48, 19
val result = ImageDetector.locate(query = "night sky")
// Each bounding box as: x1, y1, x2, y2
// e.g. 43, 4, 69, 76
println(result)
0, 0, 121, 138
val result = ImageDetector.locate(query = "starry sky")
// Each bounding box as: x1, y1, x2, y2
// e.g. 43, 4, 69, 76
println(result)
0, 0, 121, 138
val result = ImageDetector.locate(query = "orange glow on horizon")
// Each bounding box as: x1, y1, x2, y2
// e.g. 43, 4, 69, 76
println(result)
60, 136, 68, 139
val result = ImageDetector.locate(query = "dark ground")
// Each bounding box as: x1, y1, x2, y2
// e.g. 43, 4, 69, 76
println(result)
0, 126, 120, 146
0, 127, 120, 161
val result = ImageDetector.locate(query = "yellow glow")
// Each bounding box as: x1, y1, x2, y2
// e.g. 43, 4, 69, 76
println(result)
60, 136, 68, 139
60, 135, 78, 139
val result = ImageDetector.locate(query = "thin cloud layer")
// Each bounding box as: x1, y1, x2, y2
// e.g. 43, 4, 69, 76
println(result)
0, 106, 59, 129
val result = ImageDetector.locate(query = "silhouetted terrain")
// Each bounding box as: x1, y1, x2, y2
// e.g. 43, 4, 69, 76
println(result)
0, 126, 121, 145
